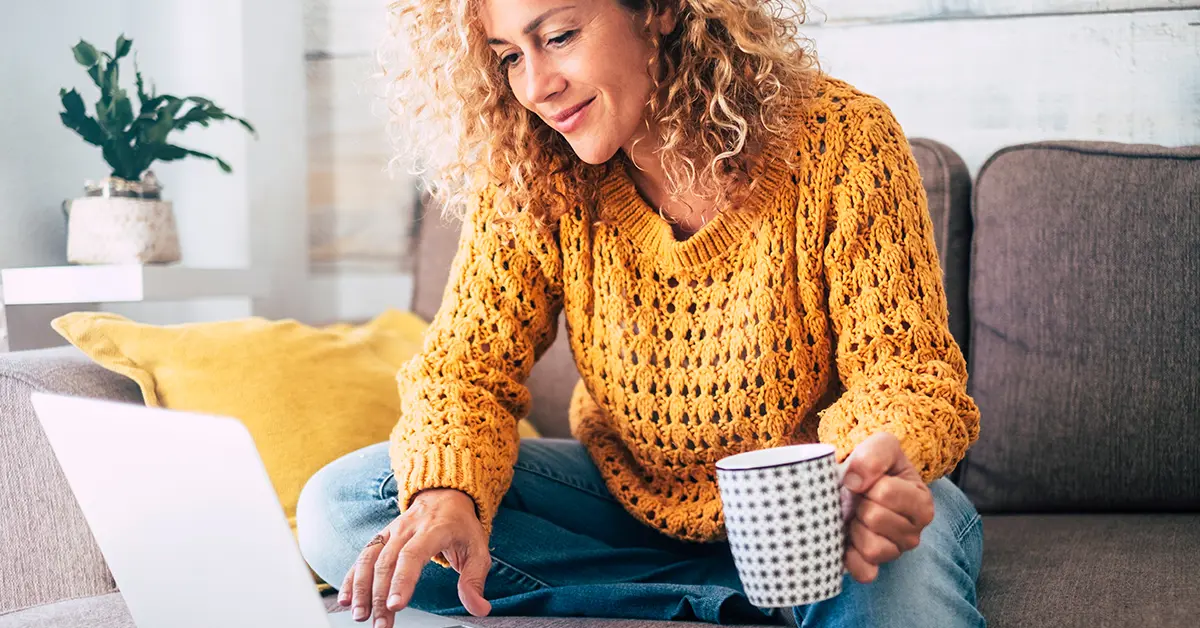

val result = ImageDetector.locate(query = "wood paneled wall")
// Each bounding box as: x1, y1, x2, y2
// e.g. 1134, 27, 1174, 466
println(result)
302, 0, 1199, 267
808, 0, 1198, 24
807, 2, 1200, 173
304, 0, 415, 274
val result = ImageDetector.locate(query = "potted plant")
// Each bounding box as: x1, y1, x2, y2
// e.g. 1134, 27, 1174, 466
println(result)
58, 35, 256, 264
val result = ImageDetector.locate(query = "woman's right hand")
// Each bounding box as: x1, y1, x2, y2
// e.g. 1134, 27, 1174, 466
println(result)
338, 488, 492, 627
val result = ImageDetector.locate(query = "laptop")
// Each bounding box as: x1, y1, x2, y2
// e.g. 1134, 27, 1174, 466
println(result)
31, 392, 477, 628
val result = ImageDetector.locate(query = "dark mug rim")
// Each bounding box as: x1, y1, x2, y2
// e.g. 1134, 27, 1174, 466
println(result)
715, 443, 836, 472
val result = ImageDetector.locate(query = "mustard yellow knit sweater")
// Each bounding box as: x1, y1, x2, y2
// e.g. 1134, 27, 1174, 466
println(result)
391, 77, 981, 542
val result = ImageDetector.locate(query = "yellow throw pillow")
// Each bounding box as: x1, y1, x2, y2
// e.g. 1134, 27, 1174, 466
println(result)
52, 309, 541, 589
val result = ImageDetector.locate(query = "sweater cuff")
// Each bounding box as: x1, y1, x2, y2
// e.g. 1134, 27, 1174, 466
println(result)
817, 386, 975, 483
388, 443, 503, 549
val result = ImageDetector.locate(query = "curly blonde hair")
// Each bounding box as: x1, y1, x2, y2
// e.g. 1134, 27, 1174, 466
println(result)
378, 0, 818, 226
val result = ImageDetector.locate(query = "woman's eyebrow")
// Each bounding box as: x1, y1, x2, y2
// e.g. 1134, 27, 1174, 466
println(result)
487, 6, 576, 45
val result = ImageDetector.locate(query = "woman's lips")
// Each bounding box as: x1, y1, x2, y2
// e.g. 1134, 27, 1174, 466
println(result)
550, 97, 595, 133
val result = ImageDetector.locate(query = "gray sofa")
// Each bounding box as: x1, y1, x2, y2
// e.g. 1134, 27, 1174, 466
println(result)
2, 140, 1197, 627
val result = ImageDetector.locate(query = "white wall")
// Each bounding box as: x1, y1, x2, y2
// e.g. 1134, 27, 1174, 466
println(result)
0, 1, 132, 349
0, 2, 129, 270
0, 0, 309, 348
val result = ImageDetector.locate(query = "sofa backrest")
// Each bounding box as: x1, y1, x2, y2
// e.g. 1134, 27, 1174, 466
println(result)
959, 141, 1200, 513
410, 138, 974, 440
910, 139, 974, 358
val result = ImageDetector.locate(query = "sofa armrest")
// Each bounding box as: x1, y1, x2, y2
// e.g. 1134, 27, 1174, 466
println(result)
0, 347, 142, 615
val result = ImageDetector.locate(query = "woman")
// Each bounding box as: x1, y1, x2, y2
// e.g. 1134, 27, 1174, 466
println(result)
297, 0, 984, 626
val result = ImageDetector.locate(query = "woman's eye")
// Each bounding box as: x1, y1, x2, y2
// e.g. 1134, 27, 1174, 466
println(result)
547, 30, 576, 47
499, 52, 520, 69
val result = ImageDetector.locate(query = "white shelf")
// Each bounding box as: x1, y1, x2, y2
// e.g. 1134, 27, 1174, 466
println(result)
0, 265, 268, 306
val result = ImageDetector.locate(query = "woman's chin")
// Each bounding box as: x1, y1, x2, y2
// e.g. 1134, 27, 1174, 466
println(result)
566, 137, 620, 166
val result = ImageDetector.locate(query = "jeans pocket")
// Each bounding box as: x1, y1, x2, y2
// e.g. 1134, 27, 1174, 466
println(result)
377, 471, 397, 502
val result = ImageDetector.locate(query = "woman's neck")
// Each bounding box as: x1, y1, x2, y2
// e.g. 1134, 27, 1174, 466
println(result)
621, 133, 719, 238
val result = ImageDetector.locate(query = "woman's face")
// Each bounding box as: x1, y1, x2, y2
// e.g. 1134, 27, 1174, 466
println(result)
480, 0, 668, 165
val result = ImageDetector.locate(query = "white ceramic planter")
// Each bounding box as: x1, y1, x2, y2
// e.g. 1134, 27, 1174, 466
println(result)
66, 196, 182, 265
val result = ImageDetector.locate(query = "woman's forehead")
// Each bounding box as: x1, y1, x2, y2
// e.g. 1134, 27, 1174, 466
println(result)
479, 0, 598, 38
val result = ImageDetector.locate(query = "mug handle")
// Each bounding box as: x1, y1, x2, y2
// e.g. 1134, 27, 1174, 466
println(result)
835, 459, 855, 523
835, 459, 855, 576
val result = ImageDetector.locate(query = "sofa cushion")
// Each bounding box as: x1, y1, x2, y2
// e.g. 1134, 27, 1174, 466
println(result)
978, 514, 1200, 627
0, 346, 140, 614
910, 138, 973, 358
0, 593, 132, 628
962, 141, 1200, 512
49, 309, 434, 575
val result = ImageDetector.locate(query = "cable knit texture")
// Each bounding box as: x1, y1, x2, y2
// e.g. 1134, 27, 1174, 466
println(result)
392, 76, 981, 544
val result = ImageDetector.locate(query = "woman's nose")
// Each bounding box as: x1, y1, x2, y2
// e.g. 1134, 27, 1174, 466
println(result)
524, 56, 565, 105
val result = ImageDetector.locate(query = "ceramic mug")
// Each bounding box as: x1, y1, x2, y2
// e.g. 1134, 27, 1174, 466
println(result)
716, 443, 852, 608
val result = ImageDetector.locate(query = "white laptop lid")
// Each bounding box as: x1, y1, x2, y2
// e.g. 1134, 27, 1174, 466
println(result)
31, 393, 472, 628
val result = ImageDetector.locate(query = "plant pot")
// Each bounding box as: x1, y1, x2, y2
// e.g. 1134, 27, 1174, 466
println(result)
66, 196, 182, 265
64, 174, 181, 265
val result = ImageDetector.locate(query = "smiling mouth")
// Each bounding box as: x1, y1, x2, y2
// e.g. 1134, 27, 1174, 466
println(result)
550, 97, 595, 124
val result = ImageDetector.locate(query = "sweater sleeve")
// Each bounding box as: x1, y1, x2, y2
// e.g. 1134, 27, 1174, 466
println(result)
817, 99, 980, 483
390, 186, 563, 537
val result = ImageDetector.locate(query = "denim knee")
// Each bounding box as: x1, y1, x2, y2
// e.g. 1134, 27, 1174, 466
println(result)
295, 441, 396, 588
792, 478, 985, 628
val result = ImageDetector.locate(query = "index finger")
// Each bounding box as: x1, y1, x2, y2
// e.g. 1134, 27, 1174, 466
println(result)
386, 531, 445, 612
864, 476, 930, 527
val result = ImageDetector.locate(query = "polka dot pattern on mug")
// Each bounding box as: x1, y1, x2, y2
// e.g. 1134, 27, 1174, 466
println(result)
717, 454, 845, 608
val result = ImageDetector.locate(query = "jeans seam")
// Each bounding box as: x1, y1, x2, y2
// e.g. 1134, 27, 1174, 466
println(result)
512, 460, 620, 505
954, 513, 982, 545
490, 553, 551, 590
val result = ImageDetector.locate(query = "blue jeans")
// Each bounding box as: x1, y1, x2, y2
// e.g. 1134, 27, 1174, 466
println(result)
297, 439, 984, 626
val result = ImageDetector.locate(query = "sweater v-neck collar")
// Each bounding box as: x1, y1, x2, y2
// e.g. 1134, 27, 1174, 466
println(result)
597, 134, 796, 270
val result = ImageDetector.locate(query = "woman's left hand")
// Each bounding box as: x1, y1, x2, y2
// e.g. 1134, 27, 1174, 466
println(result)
837, 432, 935, 584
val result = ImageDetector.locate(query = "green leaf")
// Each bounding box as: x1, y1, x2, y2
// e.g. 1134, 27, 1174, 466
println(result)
87, 64, 103, 89
72, 40, 99, 67
112, 91, 134, 130
111, 139, 138, 179
104, 62, 119, 102
59, 88, 86, 117
137, 98, 185, 146
153, 144, 189, 161
237, 118, 257, 136
115, 35, 132, 60
172, 103, 211, 131
170, 100, 256, 138
59, 110, 108, 147
134, 58, 149, 104
143, 108, 177, 145
154, 144, 234, 173
101, 142, 124, 177
94, 99, 115, 133
129, 111, 156, 140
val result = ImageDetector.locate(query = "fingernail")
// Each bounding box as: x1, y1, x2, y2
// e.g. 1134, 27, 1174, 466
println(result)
374, 618, 387, 628
387, 595, 402, 608
352, 606, 367, 621
844, 472, 863, 491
